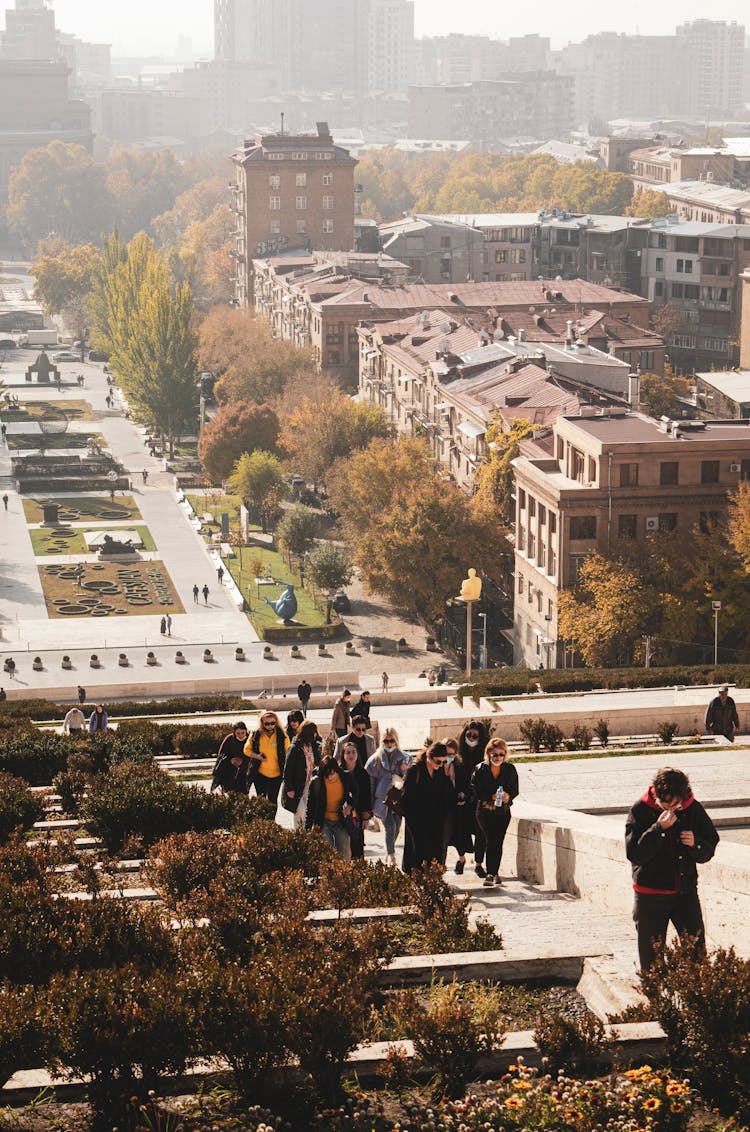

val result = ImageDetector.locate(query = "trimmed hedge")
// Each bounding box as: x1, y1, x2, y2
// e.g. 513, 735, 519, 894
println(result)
0, 693, 251, 722
0, 772, 44, 842
459, 664, 750, 703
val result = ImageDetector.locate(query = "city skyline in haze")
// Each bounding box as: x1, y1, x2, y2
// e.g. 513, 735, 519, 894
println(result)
45, 0, 749, 57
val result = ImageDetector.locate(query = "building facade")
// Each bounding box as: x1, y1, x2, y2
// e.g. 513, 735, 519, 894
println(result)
378, 215, 484, 283
231, 123, 357, 307
512, 413, 750, 667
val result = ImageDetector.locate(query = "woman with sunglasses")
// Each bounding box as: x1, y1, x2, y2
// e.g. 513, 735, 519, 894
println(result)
401, 741, 455, 874
336, 740, 373, 859
365, 726, 409, 866
282, 719, 322, 830
471, 738, 519, 888
443, 737, 474, 876
458, 720, 490, 877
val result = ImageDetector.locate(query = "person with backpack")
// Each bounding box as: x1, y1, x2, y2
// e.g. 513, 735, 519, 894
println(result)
247, 711, 289, 806
366, 727, 409, 866
210, 721, 252, 794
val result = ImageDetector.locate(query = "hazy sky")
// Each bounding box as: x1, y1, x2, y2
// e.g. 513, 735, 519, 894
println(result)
49, 0, 749, 56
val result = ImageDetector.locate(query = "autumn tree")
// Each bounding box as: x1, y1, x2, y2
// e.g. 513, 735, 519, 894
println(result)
557, 552, 654, 667
31, 240, 102, 355
198, 307, 316, 404
228, 450, 286, 532
651, 302, 685, 344
7, 141, 114, 249
472, 416, 533, 520
728, 482, 750, 572
639, 364, 690, 420
327, 436, 435, 534
277, 505, 320, 563
280, 391, 391, 489
625, 187, 671, 219
198, 402, 280, 482
153, 176, 229, 248
307, 543, 355, 611
87, 230, 128, 356
104, 148, 188, 239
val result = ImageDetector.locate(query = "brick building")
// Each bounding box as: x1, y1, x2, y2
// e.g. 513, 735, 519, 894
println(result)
230, 123, 357, 306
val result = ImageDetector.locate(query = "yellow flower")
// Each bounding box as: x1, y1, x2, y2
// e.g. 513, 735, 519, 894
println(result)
505, 1096, 522, 1109
666, 1082, 685, 1095
513, 1080, 532, 1090
670, 1101, 685, 1113
643, 1097, 661, 1111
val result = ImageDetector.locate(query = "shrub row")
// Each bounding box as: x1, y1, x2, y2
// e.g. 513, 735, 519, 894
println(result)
0, 692, 250, 722
459, 663, 750, 703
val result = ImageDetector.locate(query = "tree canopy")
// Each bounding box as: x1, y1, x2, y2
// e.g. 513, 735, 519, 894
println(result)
277, 505, 320, 562
639, 364, 690, 420
198, 401, 280, 482
7, 142, 113, 248
472, 416, 533, 520
280, 390, 391, 489
31, 240, 101, 350
625, 187, 672, 219
228, 450, 286, 532
198, 307, 316, 405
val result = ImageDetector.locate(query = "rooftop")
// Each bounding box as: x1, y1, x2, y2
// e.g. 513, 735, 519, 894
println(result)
696, 370, 750, 402
564, 412, 750, 446
666, 180, 750, 210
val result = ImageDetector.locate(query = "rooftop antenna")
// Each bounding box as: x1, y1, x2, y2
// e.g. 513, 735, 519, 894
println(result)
280, 112, 285, 137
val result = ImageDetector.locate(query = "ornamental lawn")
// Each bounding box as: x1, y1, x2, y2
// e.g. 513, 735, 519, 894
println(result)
226, 547, 327, 634
23, 495, 143, 524
38, 559, 184, 618
1, 399, 94, 422
30, 525, 157, 556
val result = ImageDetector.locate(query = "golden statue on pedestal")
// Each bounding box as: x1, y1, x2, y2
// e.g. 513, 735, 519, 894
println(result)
459, 568, 482, 602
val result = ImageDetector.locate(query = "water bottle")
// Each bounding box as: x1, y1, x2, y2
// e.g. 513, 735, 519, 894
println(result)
494, 785, 504, 808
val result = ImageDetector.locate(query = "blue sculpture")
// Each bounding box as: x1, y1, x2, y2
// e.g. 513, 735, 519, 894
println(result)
264, 583, 298, 624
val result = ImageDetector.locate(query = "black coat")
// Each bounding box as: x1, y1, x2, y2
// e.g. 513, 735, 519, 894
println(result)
446, 757, 474, 853
306, 765, 357, 830
705, 695, 739, 736
625, 788, 719, 895
471, 761, 519, 808
346, 760, 372, 816
282, 737, 322, 811
401, 759, 455, 873
351, 698, 372, 727
211, 732, 252, 793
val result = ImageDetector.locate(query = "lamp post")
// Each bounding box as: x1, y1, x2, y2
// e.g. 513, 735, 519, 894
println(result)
712, 600, 721, 666
544, 613, 553, 669
456, 569, 482, 680
478, 612, 487, 670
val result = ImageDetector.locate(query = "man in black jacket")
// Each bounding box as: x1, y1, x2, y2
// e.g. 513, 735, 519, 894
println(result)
625, 767, 719, 971
705, 685, 740, 742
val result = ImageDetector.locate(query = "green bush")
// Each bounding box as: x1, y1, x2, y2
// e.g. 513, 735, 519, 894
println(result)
82, 762, 253, 853
543, 722, 565, 751
392, 979, 506, 1100
46, 964, 194, 1129
459, 663, 750, 702
571, 724, 593, 751
114, 718, 173, 754
172, 723, 231, 758
52, 768, 88, 816
0, 733, 73, 785
594, 718, 610, 747
533, 1010, 607, 1074
410, 863, 502, 954
657, 720, 679, 744
519, 717, 548, 752
641, 938, 750, 1122
0, 693, 250, 722
0, 771, 44, 842
313, 856, 413, 915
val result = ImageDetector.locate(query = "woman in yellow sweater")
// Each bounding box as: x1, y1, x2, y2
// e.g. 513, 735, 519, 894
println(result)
305, 754, 357, 860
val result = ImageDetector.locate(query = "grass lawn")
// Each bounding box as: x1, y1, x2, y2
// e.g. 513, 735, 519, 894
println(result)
30, 525, 157, 556
187, 491, 248, 528
1, 399, 94, 422
226, 546, 328, 634
38, 559, 184, 619
7, 431, 105, 451
23, 494, 142, 524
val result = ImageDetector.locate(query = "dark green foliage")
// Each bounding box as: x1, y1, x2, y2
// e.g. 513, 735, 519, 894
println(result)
571, 724, 593, 751
392, 980, 506, 1100
46, 964, 194, 1129
82, 761, 252, 853
0, 692, 249, 721
656, 720, 679, 744
641, 938, 750, 1122
171, 722, 230, 757
0, 732, 72, 785
410, 862, 502, 954
533, 1010, 607, 1074
0, 771, 44, 842
460, 664, 750, 702
519, 717, 548, 752
0, 980, 49, 1088
52, 767, 88, 815
594, 718, 610, 747
543, 722, 565, 752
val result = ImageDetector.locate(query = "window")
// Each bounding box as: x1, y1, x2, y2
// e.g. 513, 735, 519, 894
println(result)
538, 543, 546, 568
701, 460, 720, 484
549, 548, 557, 576
660, 462, 679, 485
517, 572, 524, 595
322, 195, 334, 210
323, 173, 333, 186
517, 525, 526, 553
440, 236, 451, 248
684, 284, 699, 300
327, 350, 340, 365
549, 512, 557, 534
571, 448, 585, 482
529, 497, 536, 518
569, 515, 596, 540
269, 174, 280, 189
528, 531, 536, 559
537, 590, 543, 613
511, 248, 526, 264
295, 196, 307, 210
295, 173, 307, 187
655, 257, 664, 272
619, 463, 638, 486
527, 581, 533, 603
659, 513, 677, 531
569, 555, 587, 584
676, 258, 693, 273
539, 504, 546, 525
269, 196, 281, 210
676, 258, 684, 272
672, 283, 684, 299
270, 219, 280, 234
618, 514, 637, 538
654, 281, 664, 298
296, 219, 307, 235
322, 219, 334, 234
518, 489, 526, 509
495, 250, 508, 263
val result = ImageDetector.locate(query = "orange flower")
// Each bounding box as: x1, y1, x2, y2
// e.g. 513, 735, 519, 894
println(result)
643, 1097, 661, 1111
505, 1096, 522, 1109
666, 1081, 685, 1095
670, 1101, 685, 1113
513, 1080, 532, 1090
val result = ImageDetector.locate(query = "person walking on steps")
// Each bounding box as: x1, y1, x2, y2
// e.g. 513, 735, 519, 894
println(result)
165, 613, 172, 636
705, 684, 740, 742
202, 583, 209, 605
192, 584, 199, 604
471, 738, 519, 888
297, 679, 312, 717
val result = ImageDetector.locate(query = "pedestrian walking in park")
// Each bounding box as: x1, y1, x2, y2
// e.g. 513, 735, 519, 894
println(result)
351, 690, 372, 729
192, 584, 199, 604
0, 687, 6, 701
305, 754, 355, 860
381, 671, 389, 693
2, 494, 7, 511
89, 704, 108, 732
159, 616, 167, 636
458, 720, 491, 876
63, 706, 85, 735
471, 738, 519, 888
247, 711, 289, 807
297, 679, 312, 717
1, 422, 6, 440
336, 740, 373, 859
705, 684, 740, 742
202, 583, 209, 604
331, 688, 352, 737
444, 737, 474, 876
282, 719, 322, 830
141, 468, 148, 485
217, 565, 225, 584
286, 709, 304, 742
334, 716, 375, 768
210, 721, 252, 794
401, 742, 455, 874
165, 613, 172, 636
625, 766, 719, 972
4, 658, 15, 679
366, 727, 409, 866
77, 685, 86, 705
109, 486, 115, 501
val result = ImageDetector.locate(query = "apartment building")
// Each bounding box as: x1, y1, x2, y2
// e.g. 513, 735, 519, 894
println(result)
638, 220, 750, 371
512, 412, 750, 667
231, 123, 357, 307
676, 19, 745, 118
627, 146, 735, 188
167, 59, 282, 134
663, 180, 750, 224
378, 216, 485, 283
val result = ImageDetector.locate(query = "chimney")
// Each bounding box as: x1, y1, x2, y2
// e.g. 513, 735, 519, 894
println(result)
518, 328, 526, 342
628, 372, 640, 410
566, 320, 574, 346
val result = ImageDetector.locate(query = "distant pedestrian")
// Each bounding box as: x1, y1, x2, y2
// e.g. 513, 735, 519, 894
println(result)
4, 658, 15, 680
437, 664, 446, 686
428, 668, 436, 688
381, 671, 389, 694
1, 422, 6, 440
160, 616, 167, 636
75, 563, 84, 590
77, 685, 86, 705
141, 469, 148, 485
331, 689, 352, 738
705, 684, 740, 742
217, 565, 225, 584
63, 706, 85, 736
202, 584, 209, 605
89, 704, 108, 732
297, 679, 312, 717
109, 486, 115, 501
2, 494, 7, 511
165, 613, 172, 636
0, 687, 5, 701
192, 584, 199, 604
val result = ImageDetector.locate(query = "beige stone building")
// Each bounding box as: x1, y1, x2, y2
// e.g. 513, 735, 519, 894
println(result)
512, 413, 750, 667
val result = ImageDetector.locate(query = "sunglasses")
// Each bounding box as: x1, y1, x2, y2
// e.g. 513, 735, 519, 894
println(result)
466, 733, 479, 739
